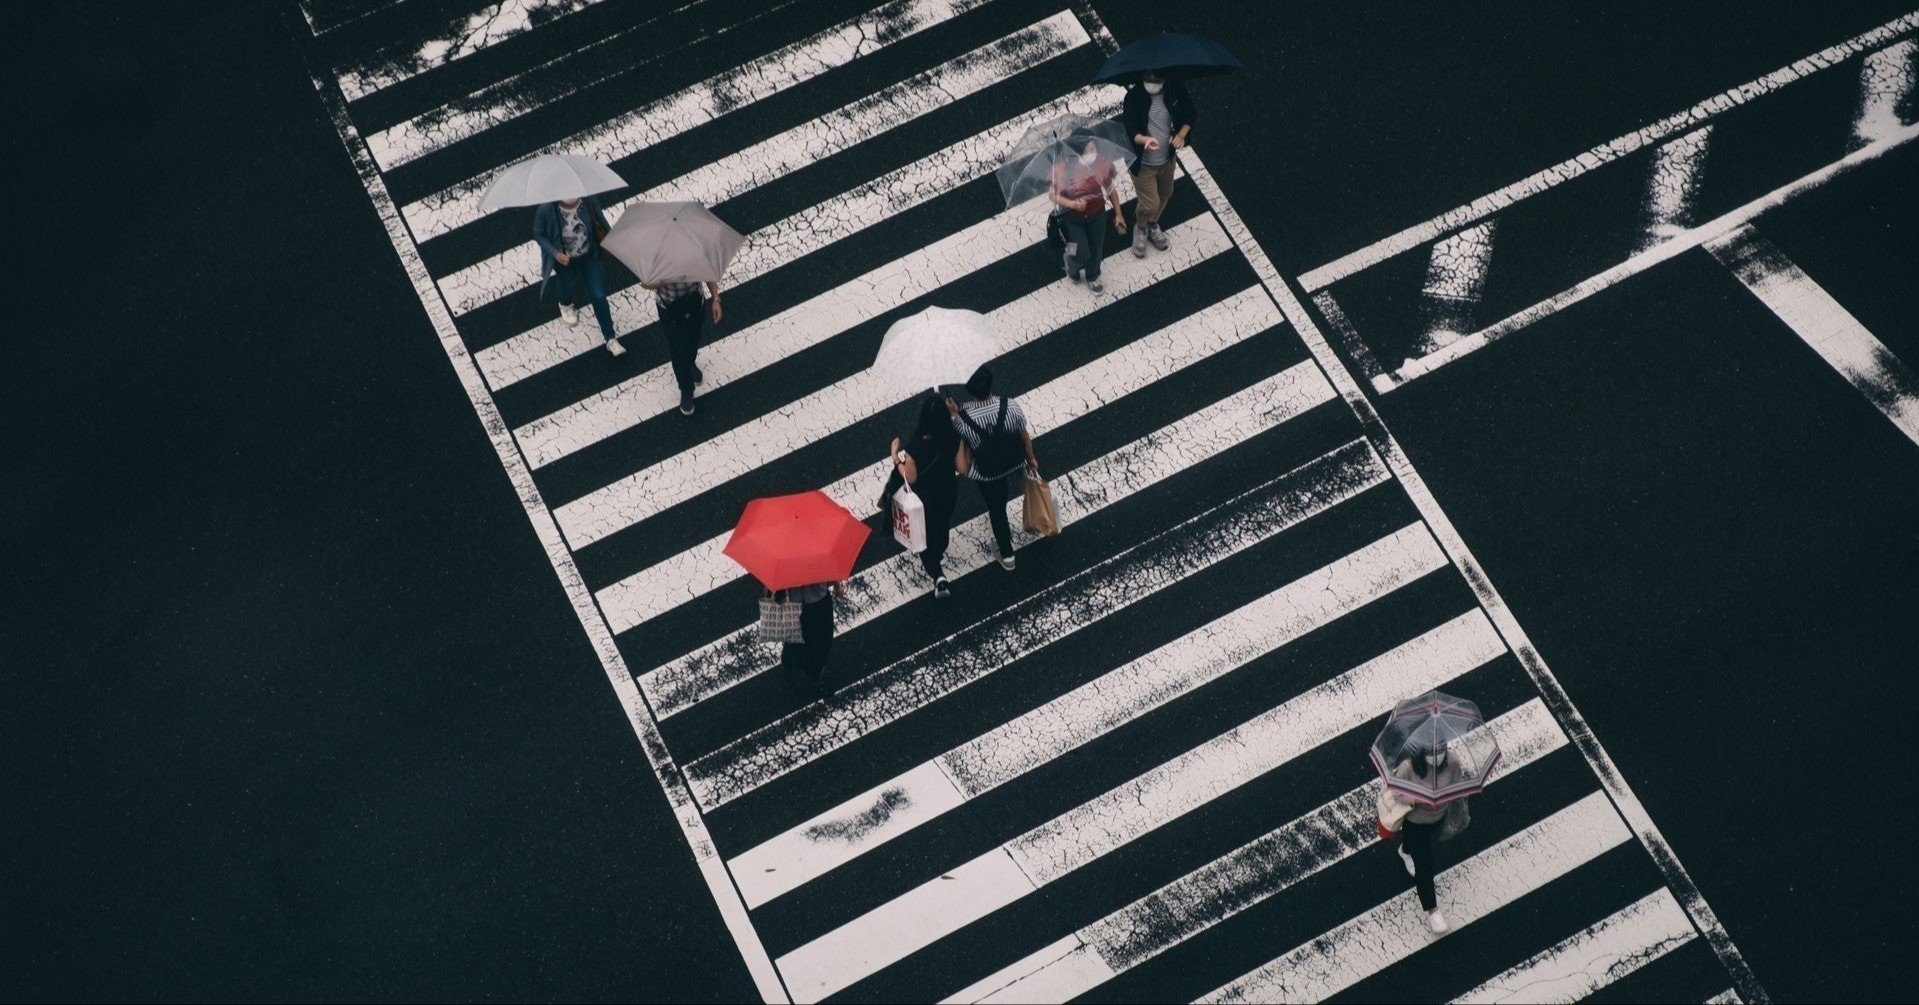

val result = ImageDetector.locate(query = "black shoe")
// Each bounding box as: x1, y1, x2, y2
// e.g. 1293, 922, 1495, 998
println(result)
679, 389, 696, 416
933, 577, 951, 599
693, 366, 704, 386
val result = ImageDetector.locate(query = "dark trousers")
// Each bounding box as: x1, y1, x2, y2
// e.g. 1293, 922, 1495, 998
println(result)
779, 598, 835, 679
1400, 821, 1438, 911
1061, 210, 1110, 281
920, 490, 956, 581
553, 252, 617, 342
661, 294, 705, 392
973, 472, 1019, 559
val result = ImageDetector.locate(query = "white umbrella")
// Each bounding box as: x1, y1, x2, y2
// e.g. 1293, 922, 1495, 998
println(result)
600, 201, 745, 285
478, 153, 626, 213
872, 307, 1000, 392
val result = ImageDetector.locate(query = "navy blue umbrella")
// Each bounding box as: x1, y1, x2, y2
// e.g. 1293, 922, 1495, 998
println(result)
1093, 32, 1242, 85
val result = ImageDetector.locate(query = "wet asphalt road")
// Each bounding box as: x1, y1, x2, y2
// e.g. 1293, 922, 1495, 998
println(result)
8, 0, 1916, 1000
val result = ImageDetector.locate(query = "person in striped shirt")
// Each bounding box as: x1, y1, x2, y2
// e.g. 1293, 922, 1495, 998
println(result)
642, 279, 723, 416
947, 365, 1039, 571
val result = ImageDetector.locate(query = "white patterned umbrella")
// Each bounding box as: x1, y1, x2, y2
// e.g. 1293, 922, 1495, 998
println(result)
872, 307, 1000, 392
477, 153, 626, 212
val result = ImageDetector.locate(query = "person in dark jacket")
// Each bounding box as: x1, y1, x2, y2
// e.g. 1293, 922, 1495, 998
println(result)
880, 395, 964, 599
533, 196, 624, 356
1121, 72, 1198, 257
780, 580, 844, 694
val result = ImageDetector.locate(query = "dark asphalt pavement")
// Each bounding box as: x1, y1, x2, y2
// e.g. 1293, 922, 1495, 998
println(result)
8, 0, 1915, 1000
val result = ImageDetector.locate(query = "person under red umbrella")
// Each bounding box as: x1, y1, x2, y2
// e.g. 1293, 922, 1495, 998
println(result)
723, 491, 870, 694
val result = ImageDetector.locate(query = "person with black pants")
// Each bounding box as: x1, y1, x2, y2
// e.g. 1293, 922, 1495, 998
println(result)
881, 395, 963, 599
949, 365, 1039, 571
645, 280, 723, 416
779, 581, 842, 694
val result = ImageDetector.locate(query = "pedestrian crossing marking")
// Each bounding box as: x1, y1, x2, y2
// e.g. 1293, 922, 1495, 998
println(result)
297, 0, 1770, 1000
1453, 888, 1696, 1004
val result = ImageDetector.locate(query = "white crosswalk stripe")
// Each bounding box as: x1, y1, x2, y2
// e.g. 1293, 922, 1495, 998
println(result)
304, 2, 1764, 1001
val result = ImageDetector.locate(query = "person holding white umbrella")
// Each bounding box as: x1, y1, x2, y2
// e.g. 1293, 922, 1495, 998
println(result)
479, 153, 631, 356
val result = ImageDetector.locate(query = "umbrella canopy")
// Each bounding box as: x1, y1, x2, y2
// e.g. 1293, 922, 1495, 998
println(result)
1093, 32, 1242, 86
1369, 690, 1503, 806
872, 306, 999, 391
723, 490, 872, 592
478, 153, 626, 213
601, 201, 745, 286
995, 113, 1134, 209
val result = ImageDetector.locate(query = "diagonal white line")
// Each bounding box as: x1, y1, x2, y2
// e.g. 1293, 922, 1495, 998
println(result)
471, 88, 1120, 388
1454, 889, 1696, 1004
438, 11, 1091, 312
399, 0, 996, 240
339, 0, 620, 102
552, 213, 1226, 550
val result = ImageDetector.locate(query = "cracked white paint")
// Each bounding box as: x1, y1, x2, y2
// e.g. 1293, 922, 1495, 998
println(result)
441, 12, 1089, 309
1455, 889, 1695, 1003
339, 0, 610, 102
1854, 39, 1917, 146
1708, 225, 1919, 449
1419, 220, 1496, 351
1298, 12, 1919, 292
300, 0, 403, 36
774, 567, 1496, 1002
1203, 791, 1633, 1004
553, 213, 1224, 550
471, 88, 1122, 388
1705, 990, 1745, 1004
637, 354, 1333, 721
731, 512, 1446, 908
1642, 126, 1713, 248
401, 0, 996, 240
366, 0, 817, 168
683, 440, 1391, 814
948, 698, 1565, 1005
607, 280, 1269, 642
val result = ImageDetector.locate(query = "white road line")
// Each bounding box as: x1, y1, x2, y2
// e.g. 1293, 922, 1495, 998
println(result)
300, 0, 404, 36
439, 12, 1089, 311
400, 0, 995, 240
294, 55, 790, 1005
1854, 39, 1917, 146
1455, 889, 1696, 1004
1295, 13, 1919, 292
948, 697, 1563, 1005
604, 280, 1265, 638
1201, 791, 1633, 1004
366, 0, 815, 169
637, 357, 1334, 719
731, 527, 1454, 908
1376, 124, 1919, 393
1312, 289, 1388, 383
772, 563, 1494, 1003
471, 88, 1120, 388
1163, 135, 1767, 1001
1706, 990, 1745, 1004
552, 212, 1222, 550
684, 442, 1391, 813
338, 0, 617, 102
1707, 225, 1919, 449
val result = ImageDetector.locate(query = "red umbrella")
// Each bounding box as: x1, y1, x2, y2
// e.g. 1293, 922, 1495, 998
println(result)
723, 490, 872, 591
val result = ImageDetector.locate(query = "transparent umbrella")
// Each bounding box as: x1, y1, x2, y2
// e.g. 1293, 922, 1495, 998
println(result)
995, 113, 1135, 209
872, 306, 999, 392
1369, 690, 1502, 806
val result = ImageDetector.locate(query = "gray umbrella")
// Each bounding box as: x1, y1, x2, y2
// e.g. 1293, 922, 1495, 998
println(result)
600, 201, 746, 286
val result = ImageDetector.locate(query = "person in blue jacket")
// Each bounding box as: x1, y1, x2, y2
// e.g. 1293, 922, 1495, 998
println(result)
533, 196, 624, 356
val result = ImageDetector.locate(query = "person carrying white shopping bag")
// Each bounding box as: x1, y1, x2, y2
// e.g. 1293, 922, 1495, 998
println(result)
880, 395, 963, 600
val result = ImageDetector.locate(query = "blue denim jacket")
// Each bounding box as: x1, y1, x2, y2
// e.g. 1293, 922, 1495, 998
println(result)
532, 197, 612, 298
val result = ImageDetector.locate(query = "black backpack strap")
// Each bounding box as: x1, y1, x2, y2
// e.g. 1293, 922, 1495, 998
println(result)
992, 397, 1008, 436
956, 406, 989, 439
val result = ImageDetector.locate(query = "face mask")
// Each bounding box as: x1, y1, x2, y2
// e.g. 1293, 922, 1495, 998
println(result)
1078, 150, 1098, 165
1143, 80, 1164, 94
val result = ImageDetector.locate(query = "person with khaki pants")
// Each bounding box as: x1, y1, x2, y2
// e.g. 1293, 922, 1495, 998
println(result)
1122, 71, 1198, 256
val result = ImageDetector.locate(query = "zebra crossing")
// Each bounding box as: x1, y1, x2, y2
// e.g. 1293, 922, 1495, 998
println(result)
292, 0, 1769, 1000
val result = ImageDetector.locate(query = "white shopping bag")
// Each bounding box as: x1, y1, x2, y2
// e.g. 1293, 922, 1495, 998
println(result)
892, 483, 927, 553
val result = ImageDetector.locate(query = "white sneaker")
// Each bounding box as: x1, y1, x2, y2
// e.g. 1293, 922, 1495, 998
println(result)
1427, 910, 1448, 934
1399, 846, 1415, 876
998, 555, 1016, 571
560, 304, 580, 326
604, 338, 625, 356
